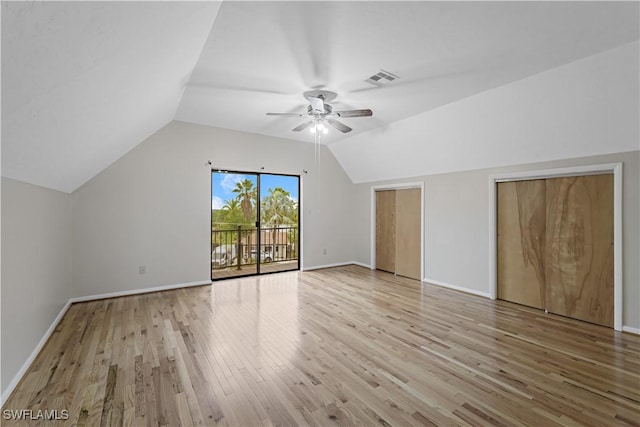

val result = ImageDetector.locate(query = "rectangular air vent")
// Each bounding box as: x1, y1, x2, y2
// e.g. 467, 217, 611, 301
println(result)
365, 69, 399, 86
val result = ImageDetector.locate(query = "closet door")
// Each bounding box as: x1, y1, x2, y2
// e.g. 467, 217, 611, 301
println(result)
545, 174, 614, 327
375, 190, 396, 273
497, 180, 546, 309
395, 188, 421, 280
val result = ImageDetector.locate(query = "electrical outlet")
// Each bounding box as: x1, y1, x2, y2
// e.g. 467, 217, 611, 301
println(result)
139, 265, 146, 274
323, 248, 327, 255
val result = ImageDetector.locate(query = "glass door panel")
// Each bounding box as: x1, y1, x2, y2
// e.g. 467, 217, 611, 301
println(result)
211, 171, 300, 280
259, 174, 300, 274
211, 171, 258, 280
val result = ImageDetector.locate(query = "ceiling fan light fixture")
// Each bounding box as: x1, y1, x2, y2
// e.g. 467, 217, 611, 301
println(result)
267, 90, 372, 134
309, 122, 328, 134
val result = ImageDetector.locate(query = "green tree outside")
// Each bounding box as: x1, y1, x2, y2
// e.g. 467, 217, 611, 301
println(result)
212, 185, 298, 247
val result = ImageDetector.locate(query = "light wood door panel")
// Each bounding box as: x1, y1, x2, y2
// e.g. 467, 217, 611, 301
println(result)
375, 190, 396, 273
497, 180, 546, 309
545, 174, 614, 327
395, 188, 421, 280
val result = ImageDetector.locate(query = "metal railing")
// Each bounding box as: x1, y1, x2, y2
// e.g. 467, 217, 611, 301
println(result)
211, 225, 298, 270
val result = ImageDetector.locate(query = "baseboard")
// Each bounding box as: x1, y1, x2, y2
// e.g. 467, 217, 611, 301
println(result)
622, 326, 640, 335
422, 277, 491, 298
1, 279, 212, 406
351, 261, 372, 269
69, 280, 212, 303
1, 300, 73, 407
302, 261, 356, 271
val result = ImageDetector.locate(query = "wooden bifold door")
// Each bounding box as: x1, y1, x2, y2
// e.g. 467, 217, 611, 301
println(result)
375, 188, 421, 280
497, 174, 614, 327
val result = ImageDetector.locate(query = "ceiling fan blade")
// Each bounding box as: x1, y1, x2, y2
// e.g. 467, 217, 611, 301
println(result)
187, 83, 291, 96
335, 109, 373, 118
292, 121, 314, 132
307, 96, 325, 113
266, 112, 306, 117
327, 119, 352, 133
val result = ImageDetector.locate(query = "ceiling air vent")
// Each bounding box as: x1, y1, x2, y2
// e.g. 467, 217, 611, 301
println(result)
365, 69, 399, 86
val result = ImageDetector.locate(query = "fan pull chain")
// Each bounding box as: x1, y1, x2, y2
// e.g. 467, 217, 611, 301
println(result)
314, 129, 321, 207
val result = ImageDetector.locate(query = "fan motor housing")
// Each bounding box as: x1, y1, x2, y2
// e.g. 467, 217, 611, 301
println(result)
308, 103, 332, 115
303, 89, 338, 103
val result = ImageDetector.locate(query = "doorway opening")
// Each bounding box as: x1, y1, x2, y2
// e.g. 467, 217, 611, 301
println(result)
211, 170, 300, 280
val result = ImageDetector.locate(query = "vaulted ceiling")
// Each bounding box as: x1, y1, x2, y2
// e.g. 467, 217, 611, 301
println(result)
2, 1, 639, 193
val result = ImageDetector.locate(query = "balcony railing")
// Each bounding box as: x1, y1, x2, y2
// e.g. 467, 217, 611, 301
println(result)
211, 225, 298, 270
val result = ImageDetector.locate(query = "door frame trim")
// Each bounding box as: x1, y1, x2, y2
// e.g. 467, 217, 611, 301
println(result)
488, 162, 623, 331
370, 182, 424, 281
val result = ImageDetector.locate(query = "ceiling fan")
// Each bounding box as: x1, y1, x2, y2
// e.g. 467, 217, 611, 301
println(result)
266, 90, 372, 134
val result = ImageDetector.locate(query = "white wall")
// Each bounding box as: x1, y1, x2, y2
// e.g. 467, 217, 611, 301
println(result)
1, 178, 73, 393
71, 121, 354, 297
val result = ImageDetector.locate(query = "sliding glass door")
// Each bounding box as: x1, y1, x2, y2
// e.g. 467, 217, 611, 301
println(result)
211, 171, 258, 279
258, 174, 300, 274
211, 170, 299, 280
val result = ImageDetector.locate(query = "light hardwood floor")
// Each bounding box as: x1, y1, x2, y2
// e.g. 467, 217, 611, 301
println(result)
3, 265, 639, 426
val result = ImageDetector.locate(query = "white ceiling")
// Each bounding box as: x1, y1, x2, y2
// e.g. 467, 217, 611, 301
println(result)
2, 1, 222, 192
2, 1, 639, 193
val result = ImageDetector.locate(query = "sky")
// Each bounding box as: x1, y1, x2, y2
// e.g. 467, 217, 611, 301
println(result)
211, 172, 299, 210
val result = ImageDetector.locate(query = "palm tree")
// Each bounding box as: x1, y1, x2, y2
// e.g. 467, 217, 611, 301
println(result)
232, 179, 256, 221
261, 187, 295, 227
212, 199, 244, 231
222, 198, 241, 212
261, 187, 297, 259
221, 199, 243, 226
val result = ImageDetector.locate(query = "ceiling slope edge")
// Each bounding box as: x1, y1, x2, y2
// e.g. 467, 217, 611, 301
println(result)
1, 2, 223, 194
329, 41, 640, 184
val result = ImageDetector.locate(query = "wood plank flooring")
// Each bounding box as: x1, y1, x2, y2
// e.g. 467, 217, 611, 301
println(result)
3, 265, 639, 426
